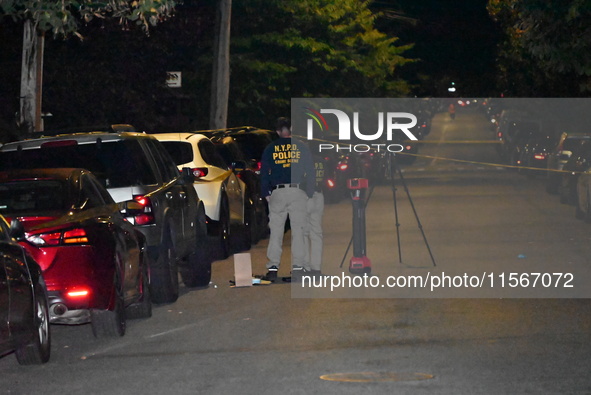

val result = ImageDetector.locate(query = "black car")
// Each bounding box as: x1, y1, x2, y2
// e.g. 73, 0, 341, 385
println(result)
0, 215, 50, 365
559, 140, 591, 206
208, 134, 269, 243
546, 132, 591, 194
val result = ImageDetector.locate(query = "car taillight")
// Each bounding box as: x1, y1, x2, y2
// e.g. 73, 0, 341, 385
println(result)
327, 179, 336, 188
133, 195, 155, 225
66, 288, 90, 299
337, 163, 349, 171
534, 154, 547, 160
26, 228, 88, 246
191, 168, 208, 178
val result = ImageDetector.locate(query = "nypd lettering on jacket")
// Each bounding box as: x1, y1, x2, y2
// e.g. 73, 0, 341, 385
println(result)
272, 143, 302, 167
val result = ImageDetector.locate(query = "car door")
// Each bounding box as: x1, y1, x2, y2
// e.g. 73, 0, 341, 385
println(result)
199, 139, 245, 223
0, 249, 9, 347
146, 139, 195, 257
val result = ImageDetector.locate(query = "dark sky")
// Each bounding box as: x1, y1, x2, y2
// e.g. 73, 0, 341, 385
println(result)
375, 0, 501, 95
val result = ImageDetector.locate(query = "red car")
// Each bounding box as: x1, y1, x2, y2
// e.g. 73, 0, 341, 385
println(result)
0, 168, 151, 337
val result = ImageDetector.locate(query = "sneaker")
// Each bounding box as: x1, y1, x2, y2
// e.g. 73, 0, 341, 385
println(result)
291, 266, 306, 282
265, 265, 278, 282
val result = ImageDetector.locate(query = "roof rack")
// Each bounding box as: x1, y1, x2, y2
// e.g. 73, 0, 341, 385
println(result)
36, 124, 136, 137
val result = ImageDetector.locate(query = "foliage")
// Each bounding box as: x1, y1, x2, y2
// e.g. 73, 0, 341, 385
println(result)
0, 0, 178, 36
488, 0, 591, 95
228, 0, 414, 124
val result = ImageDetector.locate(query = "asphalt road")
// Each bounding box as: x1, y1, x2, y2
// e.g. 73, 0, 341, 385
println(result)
2, 105, 591, 394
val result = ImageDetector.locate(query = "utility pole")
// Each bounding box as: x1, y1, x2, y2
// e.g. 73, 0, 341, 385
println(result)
209, 0, 232, 130
19, 19, 44, 139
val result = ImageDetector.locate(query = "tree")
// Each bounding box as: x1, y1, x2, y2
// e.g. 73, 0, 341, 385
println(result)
228, 0, 414, 125
0, 0, 178, 139
488, 0, 591, 96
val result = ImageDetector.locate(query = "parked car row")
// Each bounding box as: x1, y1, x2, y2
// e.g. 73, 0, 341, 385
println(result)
483, 99, 591, 223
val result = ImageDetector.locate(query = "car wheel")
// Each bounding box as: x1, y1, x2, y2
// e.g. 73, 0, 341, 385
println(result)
91, 272, 126, 337
126, 255, 152, 319
180, 208, 212, 287
150, 233, 179, 304
15, 280, 51, 365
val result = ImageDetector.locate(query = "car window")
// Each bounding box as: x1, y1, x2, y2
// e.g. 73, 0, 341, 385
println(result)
0, 140, 157, 188
160, 141, 194, 166
89, 174, 116, 204
198, 139, 229, 170
0, 180, 68, 213
79, 174, 105, 209
145, 139, 179, 183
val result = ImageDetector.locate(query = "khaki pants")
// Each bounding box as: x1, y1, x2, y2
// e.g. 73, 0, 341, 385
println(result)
266, 187, 308, 269
304, 191, 324, 271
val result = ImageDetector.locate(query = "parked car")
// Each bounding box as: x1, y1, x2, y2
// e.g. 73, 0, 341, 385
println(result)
0, 168, 152, 337
516, 133, 556, 177
151, 132, 250, 258
208, 134, 269, 243
559, 140, 591, 206
0, 215, 50, 364
0, 131, 210, 303
546, 132, 591, 194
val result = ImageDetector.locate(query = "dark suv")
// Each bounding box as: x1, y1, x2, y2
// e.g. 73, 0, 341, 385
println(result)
0, 132, 209, 303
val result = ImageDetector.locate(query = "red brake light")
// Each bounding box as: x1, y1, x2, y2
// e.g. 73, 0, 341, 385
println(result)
534, 154, 546, 160
63, 228, 89, 244
192, 168, 208, 178
26, 228, 88, 246
327, 179, 336, 188
132, 195, 155, 225
67, 289, 90, 299
337, 163, 349, 171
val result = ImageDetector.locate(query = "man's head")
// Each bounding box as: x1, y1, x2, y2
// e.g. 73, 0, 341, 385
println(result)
276, 117, 292, 137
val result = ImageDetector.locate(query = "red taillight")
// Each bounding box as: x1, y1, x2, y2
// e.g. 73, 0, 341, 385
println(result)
192, 168, 208, 178
27, 228, 88, 246
534, 154, 546, 160
63, 228, 89, 244
337, 163, 349, 171
67, 288, 90, 299
327, 179, 336, 188
40, 140, 78, 148
133, 195, 155, 225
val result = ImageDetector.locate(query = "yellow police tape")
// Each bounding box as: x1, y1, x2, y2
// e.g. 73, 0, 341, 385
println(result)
296, 135, 578, 175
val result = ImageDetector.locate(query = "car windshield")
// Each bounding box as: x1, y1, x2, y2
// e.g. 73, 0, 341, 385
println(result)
0, 180, 68, 214
0, 140, 156, 188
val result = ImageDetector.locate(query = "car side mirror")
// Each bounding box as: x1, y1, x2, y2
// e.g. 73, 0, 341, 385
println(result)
9, 219, 26, 241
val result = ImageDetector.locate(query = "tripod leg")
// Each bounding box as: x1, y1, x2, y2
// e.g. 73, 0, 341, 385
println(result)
390, 154, 403, 264
392, 154, 437, 267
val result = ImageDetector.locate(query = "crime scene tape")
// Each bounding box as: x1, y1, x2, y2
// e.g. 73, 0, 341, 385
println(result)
296, 135, 582, 175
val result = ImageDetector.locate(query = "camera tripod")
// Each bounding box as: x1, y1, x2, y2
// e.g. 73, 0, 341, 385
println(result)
339, 151, 436, 269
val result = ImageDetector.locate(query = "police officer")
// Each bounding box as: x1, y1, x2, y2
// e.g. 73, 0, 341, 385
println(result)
261, 117, 315, 281
303, 153, 326, 275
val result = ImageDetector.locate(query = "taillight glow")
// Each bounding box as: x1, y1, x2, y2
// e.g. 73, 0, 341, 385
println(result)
26, 228, 88, 246
67, 289, 90, 299
192, 167, 208, 178
132, 195, 155, 225
534, 154, 546, 160
63, 228, 88, 244
337, 163, 349, 171
327, 179, 336, 188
